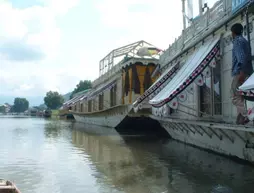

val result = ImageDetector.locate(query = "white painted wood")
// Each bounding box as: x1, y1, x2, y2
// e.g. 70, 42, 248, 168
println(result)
73, 113, 126, 128
150, 36, 220, 105
72, 105, 132, 128
151, 115, 254, 163
239, 72, 254, 90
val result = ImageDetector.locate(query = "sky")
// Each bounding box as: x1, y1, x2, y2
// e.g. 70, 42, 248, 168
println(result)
0, 0, 218, 105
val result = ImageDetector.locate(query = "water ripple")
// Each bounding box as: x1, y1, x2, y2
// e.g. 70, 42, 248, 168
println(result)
0, 117, 254, 193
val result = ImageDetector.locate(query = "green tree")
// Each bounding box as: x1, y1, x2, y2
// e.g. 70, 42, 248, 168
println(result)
44, 91, 64, 109
33, 104, 47, 111
13, 98, 29, 113
0, 105, 5, 113
70, 80, 92, 99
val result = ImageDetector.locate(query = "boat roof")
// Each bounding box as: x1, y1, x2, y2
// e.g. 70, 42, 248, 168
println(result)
99, 40, 162, 76
87, 79, 117, 100
72, 89, 91, 98
239, 72, 254, 91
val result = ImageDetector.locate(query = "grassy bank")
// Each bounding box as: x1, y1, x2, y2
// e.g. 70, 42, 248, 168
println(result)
51, 110, 59, 118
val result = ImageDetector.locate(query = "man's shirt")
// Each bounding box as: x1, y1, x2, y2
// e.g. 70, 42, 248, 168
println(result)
232, 35, 253, 76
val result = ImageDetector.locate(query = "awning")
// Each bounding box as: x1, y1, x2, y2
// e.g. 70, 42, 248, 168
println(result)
70, 94, 85, 105
133, 61, 180, 111
87, 79, 117, 100
64, 95, 80, 106
238, 72, 254, 97
239, 72, 254, 91
79, 89, 92, 101
149, 36, 220, 108
62, 90, 91, 108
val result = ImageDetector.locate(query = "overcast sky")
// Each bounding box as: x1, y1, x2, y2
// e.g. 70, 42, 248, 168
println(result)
0, 0, 218, 100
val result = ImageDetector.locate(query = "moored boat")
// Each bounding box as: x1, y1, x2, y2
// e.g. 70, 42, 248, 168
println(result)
133, 0, 254, 163
0, 179, 21, 193
63, 41, 162, 128
43, 109, 52, 118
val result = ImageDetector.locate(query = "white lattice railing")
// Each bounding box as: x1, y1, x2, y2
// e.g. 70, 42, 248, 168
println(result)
160, 0, 234, 67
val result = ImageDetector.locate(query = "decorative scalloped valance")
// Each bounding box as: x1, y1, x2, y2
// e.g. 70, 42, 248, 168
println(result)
133, 62, 180, 112
238, 72, 254, 98
149, 36, 221, 109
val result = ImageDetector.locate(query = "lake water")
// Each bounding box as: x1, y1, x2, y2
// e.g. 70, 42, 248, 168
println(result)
0, 116, 253, 193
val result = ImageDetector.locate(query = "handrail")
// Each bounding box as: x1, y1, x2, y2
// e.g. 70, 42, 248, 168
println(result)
160, 0, 251, 70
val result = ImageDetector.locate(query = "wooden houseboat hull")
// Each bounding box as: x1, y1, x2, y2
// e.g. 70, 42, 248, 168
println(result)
152, 115, 254, 163
63, 41, 161, 129
72, 105, 132, 128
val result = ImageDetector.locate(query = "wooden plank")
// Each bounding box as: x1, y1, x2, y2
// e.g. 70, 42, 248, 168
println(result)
0, 186, 15, 189
208, 127, 222, 140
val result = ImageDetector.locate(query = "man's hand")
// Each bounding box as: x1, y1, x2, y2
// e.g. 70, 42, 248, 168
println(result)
238, 71, 245, 84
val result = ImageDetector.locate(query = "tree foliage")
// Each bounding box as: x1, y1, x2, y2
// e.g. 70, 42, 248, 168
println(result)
70, 80, 92, 99
13, 98, 29, 112
0, 105, 5, 113
44, 91, 64, 109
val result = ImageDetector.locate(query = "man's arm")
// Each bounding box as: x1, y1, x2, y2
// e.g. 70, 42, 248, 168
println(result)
234, 39, 247, 82
235, 39, 246, 72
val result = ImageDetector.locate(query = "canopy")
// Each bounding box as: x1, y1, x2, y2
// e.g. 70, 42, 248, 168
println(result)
70, 94, 85, 105
87, 79, 117, 100
149, 36, 220, 107
63, 90, 91, 106
137, 47, 163, 57
63, 95, 81, 106
239, 72, 254, 91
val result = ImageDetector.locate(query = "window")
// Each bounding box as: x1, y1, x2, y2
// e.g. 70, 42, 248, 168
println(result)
110, 84, 117, 107
93, 99, 97, 112
213, 62, 222, 115
88, 101, 92, 112
132, 65, 140, 94
99, 93, 104, 111
80, 103, 83, 112
200, 62, 222, 116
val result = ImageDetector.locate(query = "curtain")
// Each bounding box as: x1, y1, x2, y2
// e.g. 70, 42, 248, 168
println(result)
143, 66, 152, 91
132, 65, 141, 94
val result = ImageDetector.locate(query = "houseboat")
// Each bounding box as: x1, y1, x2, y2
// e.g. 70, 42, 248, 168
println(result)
63, 41, 162, 128
133, 0, 254, 163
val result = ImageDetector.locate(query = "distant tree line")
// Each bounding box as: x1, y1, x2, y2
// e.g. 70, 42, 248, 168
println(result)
0, 105, 5, 113
41, 80, 92, 110
13, 98, 29, 112
44, 91, 64, 109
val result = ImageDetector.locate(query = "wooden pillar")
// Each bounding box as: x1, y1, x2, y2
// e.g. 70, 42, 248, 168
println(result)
199, 0, 203, 16
187, 0, 193, 20
182, 0, 186, 30
129, 68, 132, 104
121, 72, 125, 104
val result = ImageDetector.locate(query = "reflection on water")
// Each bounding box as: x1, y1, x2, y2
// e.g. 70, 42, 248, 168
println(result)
0, 117, 253, 193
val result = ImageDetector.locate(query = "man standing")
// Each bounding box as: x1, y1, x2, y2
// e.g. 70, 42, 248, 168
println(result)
231, 23, 253, 125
